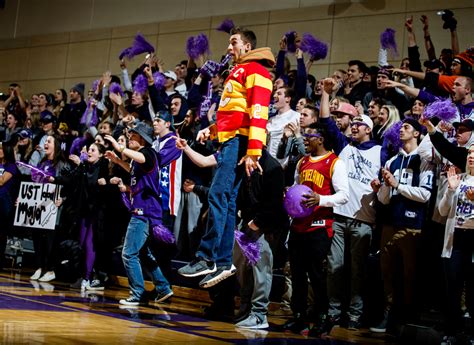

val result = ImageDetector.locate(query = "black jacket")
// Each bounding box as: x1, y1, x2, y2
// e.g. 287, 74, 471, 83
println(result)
238, 150, 286, 233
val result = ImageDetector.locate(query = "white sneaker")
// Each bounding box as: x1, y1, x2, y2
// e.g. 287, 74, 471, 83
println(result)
38, 271, 55, 282
30, 268, 42, 280
80, 279, 90, 291
235, 314, 269, 329
39, 282, 55, 292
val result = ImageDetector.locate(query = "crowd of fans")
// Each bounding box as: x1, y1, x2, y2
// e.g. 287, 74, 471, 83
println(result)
0, 10, 473, 344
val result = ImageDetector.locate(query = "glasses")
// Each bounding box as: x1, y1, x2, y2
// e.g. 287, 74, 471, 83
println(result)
351, 121, 368, 128
303, 133, 322, 139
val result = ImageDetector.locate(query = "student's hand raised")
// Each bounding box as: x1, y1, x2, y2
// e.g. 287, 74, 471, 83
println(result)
447, 166, 461, 191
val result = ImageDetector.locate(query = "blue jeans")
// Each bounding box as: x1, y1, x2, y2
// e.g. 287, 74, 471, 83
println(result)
122, 217, 171, 300
196, 136, 247, 267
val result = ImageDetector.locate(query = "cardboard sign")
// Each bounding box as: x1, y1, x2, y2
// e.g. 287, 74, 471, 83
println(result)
14, 182, 61, 230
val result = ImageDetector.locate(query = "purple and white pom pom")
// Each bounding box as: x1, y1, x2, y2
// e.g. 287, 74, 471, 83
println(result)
235, 229, 261, 266
186, 33, 210, 60
216, 18, 235, 33
380, 28, 398, 57
300, 33, 328, 61
127, 33, 155, 59
152, 224, 176, 244
423, 98, 458, 122
91, 79, 100, 92
119, 47, 132, 60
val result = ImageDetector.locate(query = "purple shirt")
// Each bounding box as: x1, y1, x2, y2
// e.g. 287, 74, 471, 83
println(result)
130, 147, 163, 223
0, 162, 19, 199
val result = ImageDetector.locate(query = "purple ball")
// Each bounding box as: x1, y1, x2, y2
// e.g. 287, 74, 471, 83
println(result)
284, 184, 314, 218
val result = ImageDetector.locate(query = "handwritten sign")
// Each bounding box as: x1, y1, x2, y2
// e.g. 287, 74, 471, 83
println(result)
14, 182, 61, 230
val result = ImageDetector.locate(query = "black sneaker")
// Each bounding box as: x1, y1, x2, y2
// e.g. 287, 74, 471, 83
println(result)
198, 264, 236, 288
347, 319, 361, 331
322, 315, 340, 334
87, 279, 105, 291
178, 259, 216, 277
282, 314, 308, 334
154, 290, 173, 303
369, 309, 390, 333
119, 297, 145, 307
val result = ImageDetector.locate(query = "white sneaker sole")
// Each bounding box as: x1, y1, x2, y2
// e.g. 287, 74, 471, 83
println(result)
87, 286, 105, 291
199, 265, 236, 288
236, 322, 269, 329
155, 291, 173, 303
179, 265, 216, 278
119, 299, 141, 306
369, 327, 386, 333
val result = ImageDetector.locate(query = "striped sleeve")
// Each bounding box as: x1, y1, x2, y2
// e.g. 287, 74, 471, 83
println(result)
244, 62, 273, 156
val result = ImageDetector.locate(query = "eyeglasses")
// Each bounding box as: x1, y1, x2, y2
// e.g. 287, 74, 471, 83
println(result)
351, 121, 368, 128
303, 133, 322, 139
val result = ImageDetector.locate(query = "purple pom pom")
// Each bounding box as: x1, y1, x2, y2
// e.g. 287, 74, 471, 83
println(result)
133, 74, 148, 95
119, 47, 132, 60
300, 33, 328, 61
152, 224, 175, 244
91, 79, 100, 92
234, 230, 261, 266
126, 33, 155, 60
186, 33, 210, 60
216, 18, 235, 33
79, 151, 89, 163
284, 184, 314, 218
109, 82, 124, 96
383, 121, 403, 152
80, 101, 98, 127
153, 72, 165, 90
423, 98, 458, 122
69, 136, 87, 156
380, 28, 398, 57
285, 31, 297, 53
16, 161, 52, 183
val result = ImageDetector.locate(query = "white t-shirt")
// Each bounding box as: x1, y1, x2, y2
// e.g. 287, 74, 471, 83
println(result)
335, 144, 382, 224
266, 109, 300, 167
454, 175, 474, 229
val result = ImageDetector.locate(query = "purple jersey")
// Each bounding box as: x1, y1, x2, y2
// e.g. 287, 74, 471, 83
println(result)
129, 147, 163, 222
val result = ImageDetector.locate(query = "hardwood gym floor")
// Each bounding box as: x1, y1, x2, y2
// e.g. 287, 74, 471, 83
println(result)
0, 271, 396, 344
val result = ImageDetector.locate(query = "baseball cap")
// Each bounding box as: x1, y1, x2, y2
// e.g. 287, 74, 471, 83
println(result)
352, 114, 374, 130
454, 119, 474, 131
40, 110, 57, 124
403, 118, 423, 133
17, 128, 32, 139
163, 71, 177, 81
331, 102, 358, 118
155, 110, 175, 131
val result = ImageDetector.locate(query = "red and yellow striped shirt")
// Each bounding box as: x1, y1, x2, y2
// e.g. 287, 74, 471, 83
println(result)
216, 60, 272, 156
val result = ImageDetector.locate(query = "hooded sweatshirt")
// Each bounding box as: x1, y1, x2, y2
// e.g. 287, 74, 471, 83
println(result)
215, 47, 275, 157
320, 116, 386, 223
377, 146, 434, 229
